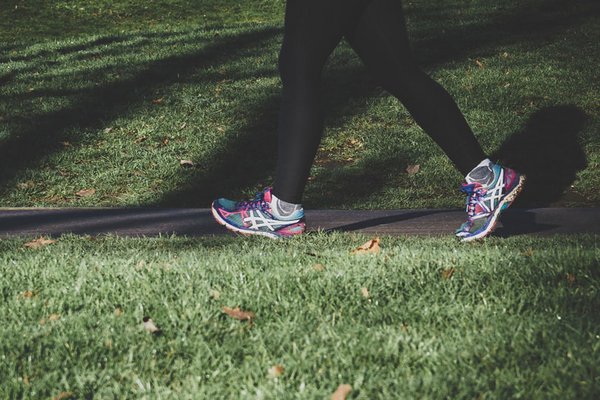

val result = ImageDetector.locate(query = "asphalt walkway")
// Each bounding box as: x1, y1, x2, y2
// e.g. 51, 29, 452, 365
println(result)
0, 208, 598, 237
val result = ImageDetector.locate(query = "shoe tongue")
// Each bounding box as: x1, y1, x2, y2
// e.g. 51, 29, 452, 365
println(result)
461, 182, 482, 194
263, 187, 272, 203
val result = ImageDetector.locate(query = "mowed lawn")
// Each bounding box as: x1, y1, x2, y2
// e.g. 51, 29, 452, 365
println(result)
1, 1, 599, 399
0, 234, 599, 398
0, 0, 599, 208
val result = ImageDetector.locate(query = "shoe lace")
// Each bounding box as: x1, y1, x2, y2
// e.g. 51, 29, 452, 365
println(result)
237, 190, 269, 212
462, 184, 486, 219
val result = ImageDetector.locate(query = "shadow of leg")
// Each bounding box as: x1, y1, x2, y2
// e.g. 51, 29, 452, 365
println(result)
492, 105, 589, 207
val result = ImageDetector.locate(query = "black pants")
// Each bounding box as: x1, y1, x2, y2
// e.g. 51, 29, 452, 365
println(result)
273, 0, 486, 204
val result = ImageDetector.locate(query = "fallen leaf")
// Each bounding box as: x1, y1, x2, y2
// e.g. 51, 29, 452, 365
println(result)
475, 59, 485, 68
268, 364, 284, 378
23, 375, 29, 385
222, 306, 255, 322
406, 164, 420, 175
180, 159, 194, 167
152, 97, 164, 104
566, 273, 576, 285
53, 392, 74, 400
103, 127, 113, 134
17, 180, 35, 189
441, 268, 456, 280
313, 263, 325, 271
75, 188, 96, 197
49, 313, 60, 321
521, 248, 534, 257
361, 287, 370, 298
114, 307, 123, 316
209, 289, 221, 300
133, 136, 147, 144
143, 316, 161, 334
21, 290, 35, 298
24, 237, 56, 249
162, 136, 170, 145
352, 237, 380, 254
331, 384, 352, 400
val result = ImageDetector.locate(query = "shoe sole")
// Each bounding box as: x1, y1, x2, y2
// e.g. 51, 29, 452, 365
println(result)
461, 175, 526, 242
210, 203, 301, 240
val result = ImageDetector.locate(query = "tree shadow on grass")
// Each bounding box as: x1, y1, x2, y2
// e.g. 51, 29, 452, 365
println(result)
0, 26, 282, 192
1, 0, 597, 209
492, 105, 589, 207
159, 0, 599, 208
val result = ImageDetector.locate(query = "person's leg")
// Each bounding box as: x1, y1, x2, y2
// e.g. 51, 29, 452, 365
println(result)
271, 0, 349, 204
345, 0, 525, 241
344, 0, 486, 176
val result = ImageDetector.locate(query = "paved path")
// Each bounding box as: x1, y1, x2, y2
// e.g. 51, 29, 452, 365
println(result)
0, 208, 598, 237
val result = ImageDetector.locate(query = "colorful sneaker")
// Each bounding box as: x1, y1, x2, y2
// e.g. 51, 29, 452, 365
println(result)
211, 187, 305, 239
456, 164, 525, 242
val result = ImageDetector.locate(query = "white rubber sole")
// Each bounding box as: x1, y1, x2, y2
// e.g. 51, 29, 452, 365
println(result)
460, 175, 526, 242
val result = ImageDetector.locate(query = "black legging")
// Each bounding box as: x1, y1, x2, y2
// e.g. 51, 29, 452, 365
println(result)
272, 0, 487, 204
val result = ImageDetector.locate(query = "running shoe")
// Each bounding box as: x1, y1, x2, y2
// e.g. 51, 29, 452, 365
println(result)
456, 164, 525, 242
211, 187, 305, 239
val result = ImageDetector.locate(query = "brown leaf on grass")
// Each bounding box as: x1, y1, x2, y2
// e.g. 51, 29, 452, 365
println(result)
114, 307, 123, 317
475, 59, 485, 68
162, 136, 170, 145
143, 316, 161, 334
21, 290, 35, 299
152, 97, 164, 104
222, 306, 255, 322
521, 248, 534, 257
24, 237, 56, 249
179, 159, 194, 167
17, 181, 35, 189
361, 287, 370, 298
566, 273, 576, 285
331, 384, 352, 400
313, 263, 325, 271
351, 237, 380, 254
406, 164, 420, 175
133, 136, 147, 144
268, 364, 284, 378
441, 268, 456, 280
75, 188, 96, 197
53, 392, 74, 400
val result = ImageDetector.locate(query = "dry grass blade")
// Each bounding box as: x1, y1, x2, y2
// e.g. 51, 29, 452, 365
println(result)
223, 306, 255, 322
180, 159, 194, 167
331, 384, 352, 400
441, 268, 456, 280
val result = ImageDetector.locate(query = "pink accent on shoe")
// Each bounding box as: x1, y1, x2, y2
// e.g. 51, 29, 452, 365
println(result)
263, 187, 272, 203
504, 168, 517, 190
276, 222, 305, 237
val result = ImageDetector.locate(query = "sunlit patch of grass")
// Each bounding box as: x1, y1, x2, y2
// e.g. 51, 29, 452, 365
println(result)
0, 234, 598, 398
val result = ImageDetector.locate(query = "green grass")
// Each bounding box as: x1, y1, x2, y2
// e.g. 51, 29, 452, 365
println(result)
0, 234, 598, 398
1, 0, 599, 209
